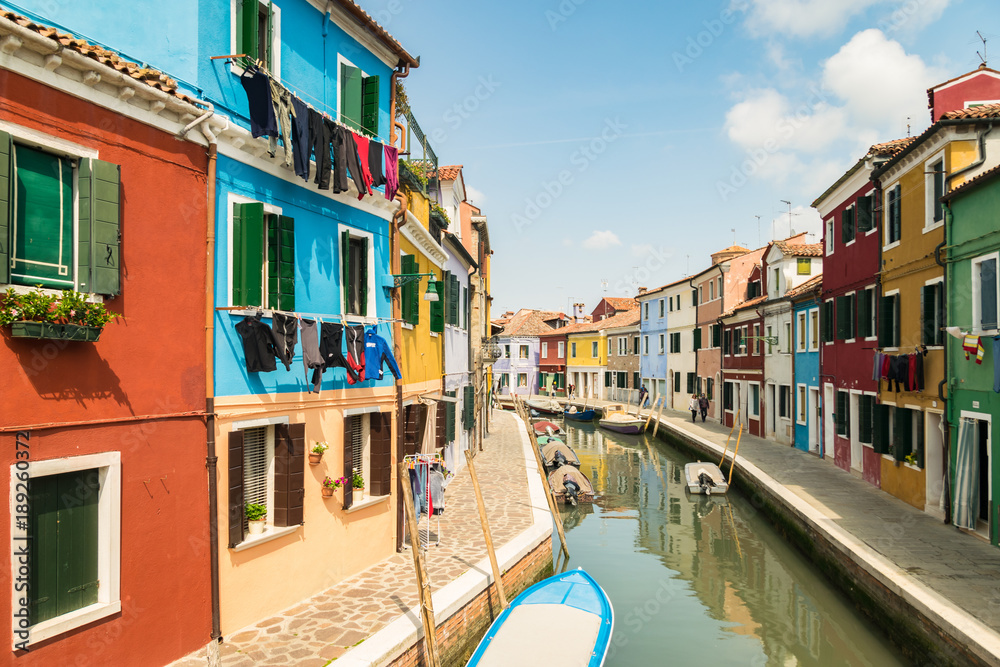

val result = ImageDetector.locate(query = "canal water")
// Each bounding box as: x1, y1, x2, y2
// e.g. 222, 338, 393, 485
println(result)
551, 421, 910, 666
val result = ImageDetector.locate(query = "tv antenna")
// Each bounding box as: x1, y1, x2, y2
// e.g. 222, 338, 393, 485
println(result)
779, 200, 801, 237
601, 278, 608, 295
755, 215, 762, 246
977, 30, 988, 66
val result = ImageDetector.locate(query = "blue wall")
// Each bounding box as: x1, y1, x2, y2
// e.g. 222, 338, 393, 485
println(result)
213, 154, 394, 397
638, 294, 668, 384
792, 297, 819, 452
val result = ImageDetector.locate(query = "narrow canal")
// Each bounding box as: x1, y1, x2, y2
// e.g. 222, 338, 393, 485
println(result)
551, 421, 910, 666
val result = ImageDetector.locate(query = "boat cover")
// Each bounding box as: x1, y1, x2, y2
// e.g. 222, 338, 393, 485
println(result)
541, 442, 580, 467
548, 465, 594, 494
527, 398, 563, 412
532, 420, 563, 434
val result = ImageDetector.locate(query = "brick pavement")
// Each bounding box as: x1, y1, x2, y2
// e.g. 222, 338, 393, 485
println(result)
169, 411, 534, 667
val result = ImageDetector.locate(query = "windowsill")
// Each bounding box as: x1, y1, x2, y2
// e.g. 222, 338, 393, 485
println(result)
430, 332, 439, 338
922, 221, 944, 234
345, 494, 390, 514
232, 524, 301, 552
903, 462, 923, 471
862, 442, 873, 449
845, 338, 856, 344
402, 323, 414, 330
845, 239, 856, 247
25, 600, 122, 647
796, 420, 807, 426
2, 284, 104, 302
865, 228, 877, 236
883, 241, 901, 251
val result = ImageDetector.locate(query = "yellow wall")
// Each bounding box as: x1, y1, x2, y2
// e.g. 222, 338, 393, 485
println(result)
880, 457, 926, 509
567, 332, 606, 367
399, 188, 443, 391
215, 388, 397, 635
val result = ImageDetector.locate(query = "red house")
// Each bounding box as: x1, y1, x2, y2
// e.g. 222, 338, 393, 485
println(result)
812, 139, 912, 484
927, 65, 1000, 122
1, 17, 211, 665
538, 328, 569, 396
721, 264, 767, 437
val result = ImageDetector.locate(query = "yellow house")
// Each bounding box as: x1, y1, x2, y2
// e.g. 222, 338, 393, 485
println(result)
566, 325, 606, 400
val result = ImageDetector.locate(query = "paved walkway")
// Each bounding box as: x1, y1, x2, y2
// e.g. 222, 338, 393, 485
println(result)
543, 395, 1000, 640
169, 411, 534, 667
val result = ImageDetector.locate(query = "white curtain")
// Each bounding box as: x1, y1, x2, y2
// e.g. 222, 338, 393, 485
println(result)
952, 418, 980, 530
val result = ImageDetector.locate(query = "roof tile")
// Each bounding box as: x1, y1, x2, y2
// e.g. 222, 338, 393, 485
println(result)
941, 102, 1000, 120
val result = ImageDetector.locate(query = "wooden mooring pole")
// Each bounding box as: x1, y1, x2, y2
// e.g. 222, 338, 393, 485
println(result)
464, 450, 508, 610
399, 461, 440, 667
652, 398, 665, 438
643, 392, 659, 431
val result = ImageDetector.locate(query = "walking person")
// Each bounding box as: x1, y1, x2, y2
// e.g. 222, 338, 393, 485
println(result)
688, 393, 699, 422
638, 384, 648, 408
698, 393, 709, 422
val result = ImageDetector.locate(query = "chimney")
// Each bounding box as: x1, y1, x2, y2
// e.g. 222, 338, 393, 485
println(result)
637, 286, 647, 295
572, 302, 586, 323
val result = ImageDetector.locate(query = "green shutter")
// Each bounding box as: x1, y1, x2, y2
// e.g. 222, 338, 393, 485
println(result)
835, 296, 846, 340
835, 391, 847, 435
84, 158, 121, 295
605, 371, 612, 387
916, 413, 925, 468
894, 407, 912, 461
858, 195, 872, 232
693, 327, 702, 350
449, 274, 459, 325
0, 131, 10, 284
341, 229, 351, 313
265, 0, 274, 70
400, 255, 416, 324
859, 395, 873, 444
857, 291, 870, 339
232, 202, 265, 307
463, 384, 475, 427
878, 295, 895, 347
359, 237, 368, 317
674, 372, 680, 392
446, 398, 456, 442
921, 285, 935, 346
361, 75, 380, 137
873, 404, 889, 454
237, 0, 259, 61
892, 185, 902, 242
267, 215, 294, 311
462, 286, 468, 330
430, 272, 444, 332
15, 147, 74, 290
340, 63, 363, 131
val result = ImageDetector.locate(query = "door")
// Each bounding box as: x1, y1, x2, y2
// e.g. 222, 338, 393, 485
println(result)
808, 388, 820, 454
977, 420, 991, 534
925, 412, 944, 516
766, 383, 776, 438
850, 393, 862, 472
823, 384, 834, 460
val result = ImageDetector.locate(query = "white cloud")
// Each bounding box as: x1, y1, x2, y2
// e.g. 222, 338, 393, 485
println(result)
465, 184, 487, 205
771, 206, 822, 241
724, 88, 848, 155
631, 243, 654, 257
583, 230, 621, 250
562, 238, 575, 247
739, 0, 881, 39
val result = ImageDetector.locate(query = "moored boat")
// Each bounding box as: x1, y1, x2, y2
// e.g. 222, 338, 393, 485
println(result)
564, 405, 596, 422
548, 464, 594, 505
466, 568, 614, 667
684, 461, 729, 495
541, 441, 581, 470
532, 420, 565, 437
525, 398, 564, 415
597, 405, 644, 435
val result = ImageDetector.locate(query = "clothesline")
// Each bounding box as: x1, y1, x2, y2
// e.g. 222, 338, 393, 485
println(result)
217, 306, 404, 325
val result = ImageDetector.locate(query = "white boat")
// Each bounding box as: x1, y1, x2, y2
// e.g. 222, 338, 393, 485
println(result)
525, 398, 564, 415
684, 461, 729, 495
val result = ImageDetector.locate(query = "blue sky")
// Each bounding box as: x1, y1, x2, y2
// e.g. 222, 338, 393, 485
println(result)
383, 0, 996, 317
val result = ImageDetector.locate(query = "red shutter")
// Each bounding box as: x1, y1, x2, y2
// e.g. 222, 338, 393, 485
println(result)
227, 431, 245, 548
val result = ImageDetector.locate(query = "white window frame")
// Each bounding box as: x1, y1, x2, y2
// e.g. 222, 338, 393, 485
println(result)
541, 342, 548, 358
972, 251, 1000, 335
709, 280, 715, 301
796, 384, 808, 425
748, 381, 761, 420
643, 335, 649, 355
884, 179, 902, 251
592, 341, 599, 358
338, 223, 377, 322
797, 311, 807, 352
843, 204, 856, 247
519, 344, 529, 359
643, 302, 649, 320
699, 285, 704, 303
863, 287, 877, 341
229, 0, 283, 79
570, 342, 577, 358
607, 337, 613, 357
658, 334, 665, 355
784, 321, 792, 354
809, 308, 819, 351
11, 452, 122, 647
825, 218, 834, 255
618, 337, 627, 356
843, 290, 856, 344
660, 298, 666, 317
883, 288, 901, 350
558, 341, 565, 358
517, 372, 528, 387
924, 149, 946, 232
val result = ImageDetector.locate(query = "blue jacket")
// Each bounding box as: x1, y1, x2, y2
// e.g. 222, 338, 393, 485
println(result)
365, 328, 402, 380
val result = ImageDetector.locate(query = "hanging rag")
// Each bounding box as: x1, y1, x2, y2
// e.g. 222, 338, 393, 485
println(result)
368, 140, 385, 188
946, 326, 965, 340
312, 322, 360, 392
428, 469, 445, 515
881, 354, 891, 379
872, 352, 882, 381
291, 95, 311, 180
300, 318, 324, 384
384, 144, 399, 200
239, 69, 278, 139
364, 327, 402, 381
963, 335, 985, 364
913, 351, 925, 391
234, 313, 278, 373
352, 133, 375, 200
268, 78, 296, 165
345, 324, 366, 384
409, 466, 424, 521
270, 312, 298, 371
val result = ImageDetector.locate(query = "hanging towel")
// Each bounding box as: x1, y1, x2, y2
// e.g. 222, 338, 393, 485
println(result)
234, 313, 278, 373
270, 312, 298, 371
428, 469, 445, 515
946, 326, 965, 340
352, 133, 375, 200
364, 327, 402, 380
384, 144, 399, 200
963, 335, 985, 364
239, 69, 278, 139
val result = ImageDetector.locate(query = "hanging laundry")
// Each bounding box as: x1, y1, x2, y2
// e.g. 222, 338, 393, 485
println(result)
332, 126, 367, 195
384, 144, 399, 200
290, 96, 311, 180
946, 326, 965, 340
409, 466, 424, 521
963, 335, 984, 364
364, 327, 402, 380
872, 352, 883, 381
368, 140, 385, 188
239, 69, 278, 139
268, 78, 296, 165
345, 324, 366, 384
352, 133, 375, 200
428, 468, 445, 515
311, 322, 360, 392
235, 313, 278, 373
913, 351, 924, 391
309, 111, 334, 190
300, 318, 324, 384
270, 312, 298, 371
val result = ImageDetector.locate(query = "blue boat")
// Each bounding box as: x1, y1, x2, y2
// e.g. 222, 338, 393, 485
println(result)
466, 568, 614, 667
563, 407, 596, 422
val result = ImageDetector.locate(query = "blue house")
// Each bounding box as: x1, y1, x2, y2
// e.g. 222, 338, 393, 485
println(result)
11, 0, 423, 640
789, 276, 822, 453
637, 285, 671, 403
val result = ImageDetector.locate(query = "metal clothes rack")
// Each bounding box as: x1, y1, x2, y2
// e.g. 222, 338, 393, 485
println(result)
403, 453, 444, 550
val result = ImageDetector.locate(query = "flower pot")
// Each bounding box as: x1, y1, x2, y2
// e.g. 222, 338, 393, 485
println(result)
321, 486, 334, 498
248, 519, 266, 535
9, 321, 102, 342
309, 452, 323, 465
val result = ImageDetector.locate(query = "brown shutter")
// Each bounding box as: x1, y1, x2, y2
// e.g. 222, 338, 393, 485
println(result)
343, 416, 354, 510
436, 401, 447, 450
227, 431, 245, 548
370, 412, 393, 496
273, 423, 305, 527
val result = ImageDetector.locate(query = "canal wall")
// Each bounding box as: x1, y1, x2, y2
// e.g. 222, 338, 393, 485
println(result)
656, 419, 1000, 667
337, 413, 553, 667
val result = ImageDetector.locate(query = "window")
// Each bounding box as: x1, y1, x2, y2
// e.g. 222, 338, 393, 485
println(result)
400, 255, 420, 325
503, 344, 510, 358
835, 294, 856, 341
809, 309, 819, 350
592, 341, 599, 357
643, 336, 649, 354
858, 395, 875, 445
873, 405, 924, 465
772, 268, 781, 296
691, 289, 698, 307
766, 325, 774, 354
519, 344, 529, 359
618, 337, 627, 356
541, 342, 548, 358
693, 327, 702, 351
749, 383, 760, 418
857, 287, 876, 339
643, 302, 649, 320
499, 373, 510, 387
886, 184, 901, 245
658, 334, 665, 354
699, 285, 704, 303
822, 299, 834, 343
338, 58, 380, 135
686, 372, 696, 394
751, 324, 760, 355
706, 378, 714, 400
232, 203, 295, 310
841, 205, 855, 244
341, 229, 370, 316
235, 0, 280, 75
711, 324, 721, 348
797, 385, 807, 424
517, 373, 527, 387
857, 193, 874, 233
17, 453, 121, 645
797, 312, 807, 352
723, 328, 731, 355
825, 218, 834, 255
723, 381, 733, 410
779, 385, 791, 419
921, 282, 944, 345
438, 271, 460, 328
709, 280, 715, 300
633, 336, 639, 354
783, 321, 792, 354
926, 156, 945, 227
558, 341, 565, 358
878, 293, 900, 348
570, 342, 577, 358
717, 277, 723, 298
2, 137, 122, 295
797, 258, 811, 275
660, 299, 666, 317
607, 337, 613, 356
617, 371, 627, 388
673, 371, 681, 392
437, 392, 458, 447
669, 332, 681, 353
747, 280, 761, 299
973, 253, 999, 331
835, 390, 851, 437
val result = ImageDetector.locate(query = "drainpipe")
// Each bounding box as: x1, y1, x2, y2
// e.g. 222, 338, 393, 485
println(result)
688, 277, 699, 398
937, 204, 953, 524
178, 101, 215, 141
945, 122, 993, 190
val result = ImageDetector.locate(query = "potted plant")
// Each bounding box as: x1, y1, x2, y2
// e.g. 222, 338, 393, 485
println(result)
245, 502, 267, 535
321, 476, 344, 498
0, 287, 120, 342
351, 469, 365, 490
309, 441, 329, 465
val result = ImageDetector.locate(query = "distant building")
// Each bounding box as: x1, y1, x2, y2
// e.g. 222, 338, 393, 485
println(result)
789, 276, 823, 453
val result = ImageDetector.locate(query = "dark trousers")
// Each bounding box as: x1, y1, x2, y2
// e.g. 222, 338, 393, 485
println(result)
309, 109, 333, 189
291, 96, 311, 180
700, 409, 707, 422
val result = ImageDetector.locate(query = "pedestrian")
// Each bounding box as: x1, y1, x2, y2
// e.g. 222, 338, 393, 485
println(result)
688, 393, 699, 422
569, 383, 575, 399
698, 393, 709, 422
638, 384, 648, 408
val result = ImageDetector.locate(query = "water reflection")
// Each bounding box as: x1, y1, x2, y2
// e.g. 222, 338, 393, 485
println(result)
554, 422, 908, 667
